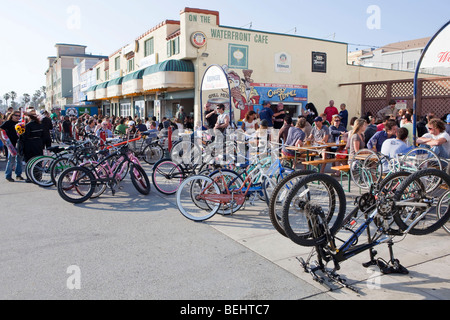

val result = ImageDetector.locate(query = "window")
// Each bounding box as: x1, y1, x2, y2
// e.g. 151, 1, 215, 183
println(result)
407, 61, 416, 70
105, 70, 109, 81
391, 63, 399, 70
128, 58, 135, 73
96, 68, 100, 80
115, 56, 121, 71
144, 38, 154, 57
167, 37, 180, 57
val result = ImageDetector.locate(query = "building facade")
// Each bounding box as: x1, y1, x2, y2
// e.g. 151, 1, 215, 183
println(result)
45, 43, 107, 111
84, 8, 433, 123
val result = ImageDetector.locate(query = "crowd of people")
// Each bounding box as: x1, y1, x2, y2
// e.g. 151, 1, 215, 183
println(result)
1, 100, 450, 182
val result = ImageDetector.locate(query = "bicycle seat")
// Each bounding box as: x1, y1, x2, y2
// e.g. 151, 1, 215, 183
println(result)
47, 146, 66, 154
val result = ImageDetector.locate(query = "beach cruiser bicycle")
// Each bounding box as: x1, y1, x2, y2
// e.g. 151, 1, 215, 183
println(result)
57, 140, 150, 204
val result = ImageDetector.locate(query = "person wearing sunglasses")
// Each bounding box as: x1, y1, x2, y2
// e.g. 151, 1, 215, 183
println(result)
0, 112, 24, 182
417, 118, 450, 158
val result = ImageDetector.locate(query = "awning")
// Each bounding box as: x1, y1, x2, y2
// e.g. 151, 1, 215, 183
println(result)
86, 85, 98, 92
143, 59, 195, 91
109, 76, 124, 86
143, 59, 194, 76
96, 81, 110, 89
123, 69, 146, 82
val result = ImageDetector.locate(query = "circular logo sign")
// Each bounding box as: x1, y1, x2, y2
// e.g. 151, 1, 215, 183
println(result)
191, 31, 207, 48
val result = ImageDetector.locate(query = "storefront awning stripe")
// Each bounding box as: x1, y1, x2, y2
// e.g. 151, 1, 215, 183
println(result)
143, 59, 194, 77
109, 76, 124, 86
123, 69, 146, 83
86, 85, 98, 92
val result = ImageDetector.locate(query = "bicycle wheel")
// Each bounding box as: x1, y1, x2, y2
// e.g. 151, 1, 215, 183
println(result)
171, 140, 202, 166
176, 175, 221, 222
57, 166, 96, 204
80, 162, 108, 199
393, 169, 450, 236
29, 156, 56, 187
25, 156, 42, 181
401, 147, 443, 192
143, 143, 164, 165
51, 157, 76, 186
209, 169, 244, 214
281, 173, 346, 247
130, 164, 151, 195
401, 147, 442, 172
437, 190, 450, 234
350, 149, 379, 189
375, 171, 413, 234
268, 170, 316, 237
152, 159, 184, 195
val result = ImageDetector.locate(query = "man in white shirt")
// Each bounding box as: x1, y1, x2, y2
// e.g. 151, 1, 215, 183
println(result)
381, 127, 412, 171
417, 119, 450, 158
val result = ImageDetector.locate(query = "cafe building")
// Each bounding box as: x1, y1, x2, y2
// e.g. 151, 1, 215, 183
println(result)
85, 7, 422, 123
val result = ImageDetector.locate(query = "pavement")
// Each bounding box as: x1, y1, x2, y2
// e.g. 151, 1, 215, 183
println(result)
0, 154, 449, 300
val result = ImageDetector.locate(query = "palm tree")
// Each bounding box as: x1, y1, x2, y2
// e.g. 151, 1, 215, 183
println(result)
23, 93, 31, 107
3, 93, 10, 107
10, 91, 17, 105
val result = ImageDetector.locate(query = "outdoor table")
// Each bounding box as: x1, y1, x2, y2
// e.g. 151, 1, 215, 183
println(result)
286, 142, 346, 164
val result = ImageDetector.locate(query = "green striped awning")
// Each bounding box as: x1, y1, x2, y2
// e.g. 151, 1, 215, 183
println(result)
143, 59, 194, 77
86, 85, 98, 92
96, 81, 110, 89
109, 76, 124, 86
123, 69, 146, 83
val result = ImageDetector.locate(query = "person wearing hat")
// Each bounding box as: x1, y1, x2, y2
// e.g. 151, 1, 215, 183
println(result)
258, 101, 274, 128
445, 114, 450, 136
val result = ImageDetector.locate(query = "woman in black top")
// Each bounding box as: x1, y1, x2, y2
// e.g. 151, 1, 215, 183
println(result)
21, 113, 44, 163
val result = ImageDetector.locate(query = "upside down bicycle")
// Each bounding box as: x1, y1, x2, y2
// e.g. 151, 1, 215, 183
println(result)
277, 169, 450, 292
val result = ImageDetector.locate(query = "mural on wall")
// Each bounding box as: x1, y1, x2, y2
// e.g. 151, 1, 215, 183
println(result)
221, 64, 308, 121
222, 65, 261, 120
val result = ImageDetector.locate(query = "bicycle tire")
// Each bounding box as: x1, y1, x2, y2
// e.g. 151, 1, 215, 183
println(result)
437, 190, 450, 234
393, 169, 450, 235
350, 149, 379, 190
268, 170, 316, 237
25, 155, 48, 182
57, 166, 96, 204
130, 164, 151, 195
281, 173, 346, 247
29, 156, 56, 187
176, 175, 221, 222
209, 169, 244, 214
143, 143, 164, 165
80, 162, 108, 198
152, 159, 184, 195
50, 157, 76, 186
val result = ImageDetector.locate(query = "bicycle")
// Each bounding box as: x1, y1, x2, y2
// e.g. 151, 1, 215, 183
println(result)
151, 158, 213, 195
279, 169, 450, 292
350, 147, 443, 190
175, 156, 277, 222
57, 143, 150, 204
128, 132, 165, 165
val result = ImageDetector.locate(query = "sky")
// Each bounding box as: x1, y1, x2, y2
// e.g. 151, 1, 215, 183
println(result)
0, 0, 449, 102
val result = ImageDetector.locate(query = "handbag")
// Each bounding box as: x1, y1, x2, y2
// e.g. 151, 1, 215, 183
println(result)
336, 149, 348, 160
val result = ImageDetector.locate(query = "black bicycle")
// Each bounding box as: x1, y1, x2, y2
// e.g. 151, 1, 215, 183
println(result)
280, 169, 450, 292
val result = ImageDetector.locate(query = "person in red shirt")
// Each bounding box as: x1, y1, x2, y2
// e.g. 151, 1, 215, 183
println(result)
323, 100, 339, 123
